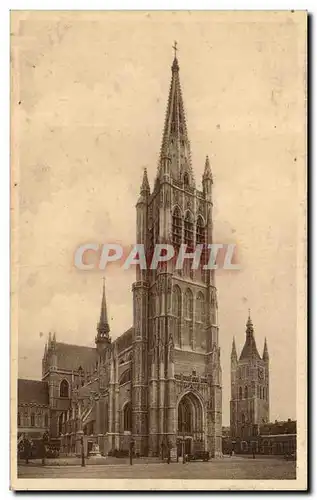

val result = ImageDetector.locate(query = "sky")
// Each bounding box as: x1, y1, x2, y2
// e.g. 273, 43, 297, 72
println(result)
13, 11, 306, 425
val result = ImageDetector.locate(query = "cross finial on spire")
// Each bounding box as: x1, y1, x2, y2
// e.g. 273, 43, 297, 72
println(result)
172, 40, 178, 58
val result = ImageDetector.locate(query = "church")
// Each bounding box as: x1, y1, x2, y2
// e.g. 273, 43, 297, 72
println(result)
17, 49, 223, 459
229, 314, 270, 453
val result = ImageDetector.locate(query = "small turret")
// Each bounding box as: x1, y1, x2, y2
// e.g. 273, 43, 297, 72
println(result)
95, 278, 111, 354
137, 168, 150, 205
52, 332, 56, 350
231, 336, 238, 363
202, 155, 213, 199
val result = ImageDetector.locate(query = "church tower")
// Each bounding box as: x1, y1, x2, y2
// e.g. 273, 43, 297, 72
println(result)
230, 312, 270, 443
132, 45, 222, 458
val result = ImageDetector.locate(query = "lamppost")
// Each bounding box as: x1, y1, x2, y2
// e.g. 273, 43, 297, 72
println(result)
129, 438, 134, 465
81, 436, 85, 467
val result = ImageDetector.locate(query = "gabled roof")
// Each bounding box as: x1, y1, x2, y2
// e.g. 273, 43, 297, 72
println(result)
18, 379, 49, 406
55, 342, 97, 371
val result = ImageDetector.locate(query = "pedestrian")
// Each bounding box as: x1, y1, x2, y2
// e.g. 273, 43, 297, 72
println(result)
23, 436, 31, 465
161, 441, 164, 461
41, 431, 49, 466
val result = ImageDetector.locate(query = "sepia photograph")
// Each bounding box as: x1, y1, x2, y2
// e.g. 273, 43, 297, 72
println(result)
10, 10, 307, 491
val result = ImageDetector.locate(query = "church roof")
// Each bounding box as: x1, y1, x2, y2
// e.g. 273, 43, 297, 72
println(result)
114, 327, 133, 353
55, 342, 97, 371
18, 379, 49, 406
239, 314, 261, 361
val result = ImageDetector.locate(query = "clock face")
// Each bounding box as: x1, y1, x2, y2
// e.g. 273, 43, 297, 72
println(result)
258, 368, 264, 380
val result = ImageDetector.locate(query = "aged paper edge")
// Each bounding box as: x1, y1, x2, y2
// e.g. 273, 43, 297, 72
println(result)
9, 10, 308, 491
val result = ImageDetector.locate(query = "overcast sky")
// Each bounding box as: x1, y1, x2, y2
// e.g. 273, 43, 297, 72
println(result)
13, 11, 305, 424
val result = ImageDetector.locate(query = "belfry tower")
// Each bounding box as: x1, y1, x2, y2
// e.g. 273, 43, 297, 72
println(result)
230, 312, 270, 442
132, 45, 222, 457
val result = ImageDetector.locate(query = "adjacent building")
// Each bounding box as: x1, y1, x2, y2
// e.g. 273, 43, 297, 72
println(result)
229, 317, 296, 456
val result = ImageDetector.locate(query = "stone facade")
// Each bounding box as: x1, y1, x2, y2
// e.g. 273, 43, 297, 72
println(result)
18, 52, 223, 459
17, 379, 50, 442
230, 314, 270, 446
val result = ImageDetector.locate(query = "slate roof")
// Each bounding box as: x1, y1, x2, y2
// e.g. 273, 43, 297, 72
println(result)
239, 336, 261, 361
18, 379, 49, 406
55, 342, 97, 371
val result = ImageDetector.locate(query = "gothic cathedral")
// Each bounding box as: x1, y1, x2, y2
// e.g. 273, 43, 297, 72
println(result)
25, 51, 223, 459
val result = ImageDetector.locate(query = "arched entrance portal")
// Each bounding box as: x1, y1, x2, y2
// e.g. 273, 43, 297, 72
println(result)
177, 392, 204, 457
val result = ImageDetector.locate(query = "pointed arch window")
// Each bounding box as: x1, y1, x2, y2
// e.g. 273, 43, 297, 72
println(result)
239, 387, 242, 399
17, 412, 21, 426
172, 207, 182, 247
196, 216, 205, 245
172, 285, 182, 346
60, 379, 69, 398
123, 402, 132, 432
31, 413, 35, 427
184, 288, 194, 348
184, 289, 193, 320
244, 386, 248, 399
196, 292, 205, 323
184, 212, 194, 249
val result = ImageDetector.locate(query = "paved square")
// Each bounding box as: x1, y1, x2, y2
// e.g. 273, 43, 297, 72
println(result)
18, 457, 296, 481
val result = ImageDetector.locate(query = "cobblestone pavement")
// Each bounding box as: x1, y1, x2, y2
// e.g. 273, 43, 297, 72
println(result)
18, 457, 296, 480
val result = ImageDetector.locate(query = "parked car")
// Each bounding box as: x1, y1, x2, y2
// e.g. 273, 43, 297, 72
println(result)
188, 451, 210, 462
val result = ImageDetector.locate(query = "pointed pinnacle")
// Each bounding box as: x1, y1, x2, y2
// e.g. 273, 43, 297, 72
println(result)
263, 337, 269, 360
231, 336, 237, 358
140, 168, 150, 193
100, 279, 108, 324
203, 155, 213, 181
246, 309, 253, 336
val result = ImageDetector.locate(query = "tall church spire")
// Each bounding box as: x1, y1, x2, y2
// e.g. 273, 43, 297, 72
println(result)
203, 155, 213, 181
96, 278, 110, 341
239, 310, 261, 360
141, 167, 150, 194
157, 43, 193, 184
